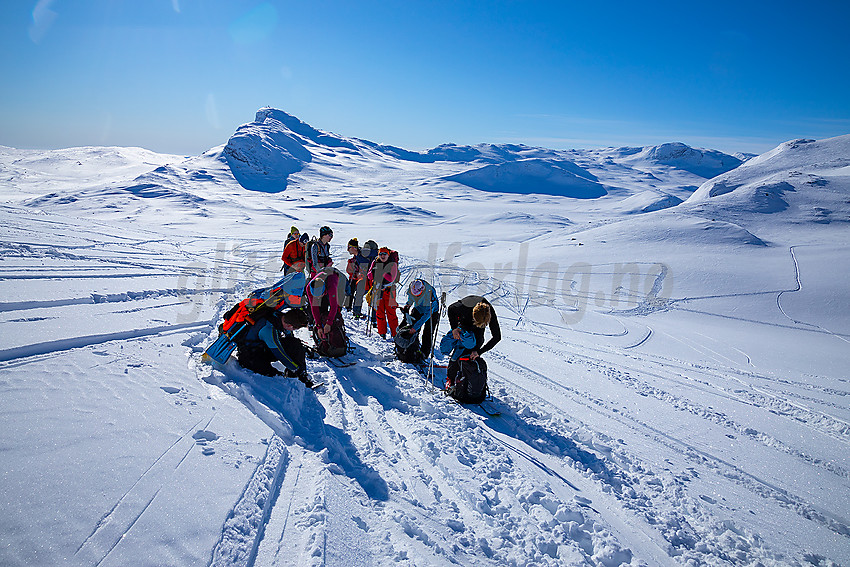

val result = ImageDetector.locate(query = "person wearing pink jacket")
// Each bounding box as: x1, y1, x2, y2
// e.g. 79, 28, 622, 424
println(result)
307, 268, 342, 340
366, 247, 399, 338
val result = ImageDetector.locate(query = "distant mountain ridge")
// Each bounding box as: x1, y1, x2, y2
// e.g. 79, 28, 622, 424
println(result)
222, 108, 746, 194
444, 159, 608, 199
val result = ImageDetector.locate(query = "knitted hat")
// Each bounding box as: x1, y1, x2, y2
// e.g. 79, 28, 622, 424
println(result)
379, 246, 390, 254
348, 238, 359, 247
290, 226, 299, 235
320, 226, 333, 237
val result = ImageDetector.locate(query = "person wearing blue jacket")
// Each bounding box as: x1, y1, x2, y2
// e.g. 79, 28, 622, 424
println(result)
234, 308, 313, 387
399, 279, 441, 356
443, 295, 501, 390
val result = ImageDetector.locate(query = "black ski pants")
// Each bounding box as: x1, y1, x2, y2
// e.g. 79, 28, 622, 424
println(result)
413, 309, 441, 357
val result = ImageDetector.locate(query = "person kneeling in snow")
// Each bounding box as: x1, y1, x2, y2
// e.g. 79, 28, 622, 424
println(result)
234, 308, 314, 387
306, 267, 350, 358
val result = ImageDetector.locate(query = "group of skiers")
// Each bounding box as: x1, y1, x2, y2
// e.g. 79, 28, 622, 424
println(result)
216, 225, 501, 401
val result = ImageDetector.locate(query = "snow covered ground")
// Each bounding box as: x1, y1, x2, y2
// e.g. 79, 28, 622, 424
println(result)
1, 110, 848, 566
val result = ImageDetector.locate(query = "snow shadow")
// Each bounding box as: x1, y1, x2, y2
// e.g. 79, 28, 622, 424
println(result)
396, 351, 615, 487
331, 344, 421, 413
425, 362, 616, 485
482, 400, 615, 485
215, 365, 390, 501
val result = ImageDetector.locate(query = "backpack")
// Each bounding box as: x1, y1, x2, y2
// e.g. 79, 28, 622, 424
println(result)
448, 358, 488, 404
306, 238, 332, 275
220, 273, 306, 334
394, 327, 422, 363
305, 238, 318, 274
312, 311, 349, 357
387, 250, 400, 283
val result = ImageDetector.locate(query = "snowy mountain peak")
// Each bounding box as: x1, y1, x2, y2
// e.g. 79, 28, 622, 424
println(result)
620, 142, 744, 179
253, 107, 359, 151
222, 111, 313, 192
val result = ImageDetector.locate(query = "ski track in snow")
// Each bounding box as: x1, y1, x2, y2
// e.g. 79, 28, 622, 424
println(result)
192, 297, 653, 566
75, 413, 216, 566
491, 341, 850, 534
189, 250, 850, 565
777, 245, 850, 345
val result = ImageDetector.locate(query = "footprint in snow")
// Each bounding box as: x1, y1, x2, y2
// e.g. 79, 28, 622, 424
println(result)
161, 386, 181, 394
193, 430, 219, 442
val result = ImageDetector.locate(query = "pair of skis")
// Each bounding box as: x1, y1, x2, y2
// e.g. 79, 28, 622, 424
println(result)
455, 397, 502, 417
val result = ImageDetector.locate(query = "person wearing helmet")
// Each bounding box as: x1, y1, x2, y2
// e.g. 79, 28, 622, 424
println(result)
400, 278, 441, 356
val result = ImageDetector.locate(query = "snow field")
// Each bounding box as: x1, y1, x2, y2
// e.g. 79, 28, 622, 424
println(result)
1, 116, 849, 565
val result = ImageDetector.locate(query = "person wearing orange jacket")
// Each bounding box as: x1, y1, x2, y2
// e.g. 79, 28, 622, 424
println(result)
281, 233, 309, 274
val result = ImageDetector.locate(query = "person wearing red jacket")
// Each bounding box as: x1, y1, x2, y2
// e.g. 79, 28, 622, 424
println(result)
366, 247, 399, 338
281, 233, 309, 274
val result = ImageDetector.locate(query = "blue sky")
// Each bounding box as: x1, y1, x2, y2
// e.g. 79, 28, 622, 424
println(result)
2, 0, 849, 156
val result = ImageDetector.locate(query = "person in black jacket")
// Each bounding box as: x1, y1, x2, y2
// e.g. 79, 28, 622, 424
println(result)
234, 308, 314, 387
445, 295, 501, 387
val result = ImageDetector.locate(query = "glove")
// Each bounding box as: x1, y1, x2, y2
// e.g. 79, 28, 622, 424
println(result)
401, 305, 410, 314
364, 289, 373, 305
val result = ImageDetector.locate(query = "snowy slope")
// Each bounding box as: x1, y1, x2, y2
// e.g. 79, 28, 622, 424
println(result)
685, 135, 850, 231
0, 145, 186, 199
1, 111, 848, 567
